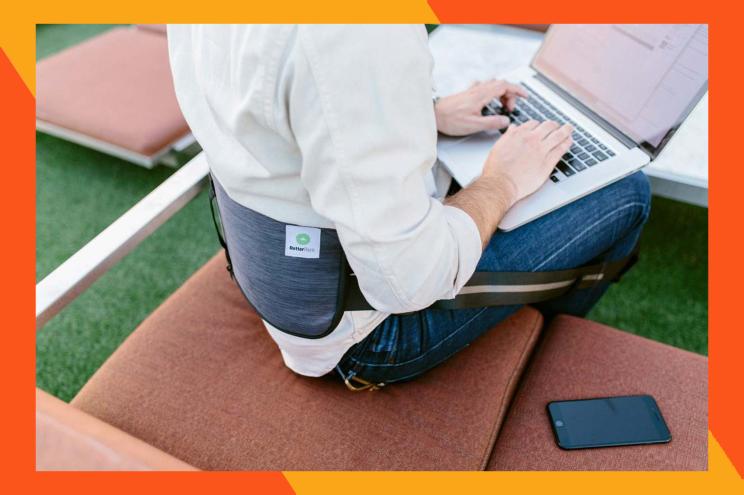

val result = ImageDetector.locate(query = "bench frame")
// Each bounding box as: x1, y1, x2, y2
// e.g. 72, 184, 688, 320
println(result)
36, 152, 209, 329
35, 153, 209, 470
36, 118, 197, 169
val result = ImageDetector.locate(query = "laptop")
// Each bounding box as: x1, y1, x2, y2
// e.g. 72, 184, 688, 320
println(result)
437, 24, 708, 231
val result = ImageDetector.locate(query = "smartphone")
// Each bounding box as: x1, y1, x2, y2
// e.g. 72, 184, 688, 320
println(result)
547, 395, 671, 450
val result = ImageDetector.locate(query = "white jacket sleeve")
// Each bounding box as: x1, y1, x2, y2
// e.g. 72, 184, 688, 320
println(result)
288, 25, 482, 313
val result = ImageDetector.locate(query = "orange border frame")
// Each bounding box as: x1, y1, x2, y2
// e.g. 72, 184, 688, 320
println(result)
5, 1, 741, 492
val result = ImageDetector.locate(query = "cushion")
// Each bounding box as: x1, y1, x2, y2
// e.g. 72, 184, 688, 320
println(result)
72, 252, 544, 470
136, 24, 168, 35
36, 27, 189, 157
487, 315, 708, 470
37, 389, 194, 471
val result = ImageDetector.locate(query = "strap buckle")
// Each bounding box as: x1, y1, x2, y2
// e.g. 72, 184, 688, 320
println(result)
344, 374, 384, 392
338, 366, 384, 392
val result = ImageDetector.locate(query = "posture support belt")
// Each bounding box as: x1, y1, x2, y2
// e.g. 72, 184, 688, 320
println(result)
210, 176, 637, 339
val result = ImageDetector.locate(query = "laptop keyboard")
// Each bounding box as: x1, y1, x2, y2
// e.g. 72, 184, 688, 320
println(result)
482, 83, 616, 183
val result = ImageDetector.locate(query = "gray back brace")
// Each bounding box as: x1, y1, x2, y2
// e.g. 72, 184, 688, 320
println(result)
210, 176, 637, 339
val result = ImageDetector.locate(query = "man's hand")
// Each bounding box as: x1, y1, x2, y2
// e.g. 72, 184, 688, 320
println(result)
483, 120, 573, 204
435, 80, 528, 136
445, 119, 572, 248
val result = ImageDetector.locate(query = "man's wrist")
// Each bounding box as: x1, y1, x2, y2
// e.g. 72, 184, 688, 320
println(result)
478, 173, 518, 211
444, 171, 519, 249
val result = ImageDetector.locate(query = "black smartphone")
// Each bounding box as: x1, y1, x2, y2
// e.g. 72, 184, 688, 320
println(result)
547, 395, 671, 450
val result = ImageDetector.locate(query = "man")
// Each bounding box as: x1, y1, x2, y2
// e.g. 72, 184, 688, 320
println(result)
168, 25, 650, 386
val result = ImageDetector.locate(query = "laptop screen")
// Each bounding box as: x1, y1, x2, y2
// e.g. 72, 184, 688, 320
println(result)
532, 24, 708, 156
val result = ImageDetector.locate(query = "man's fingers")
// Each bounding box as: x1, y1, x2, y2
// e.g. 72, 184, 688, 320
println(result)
483, 80, 526, 98
500, 82, 529, 111
476, 80, 514, 104
478, 115, 511, 131
474, 80, 528, 110
505, 82, 528, 98
476, 83, 504, 105
542, 124, 573, 151
533, 120, 561, 139
501, 95, 519, 112
545, 136, 573, 165
518, 119, 540, 131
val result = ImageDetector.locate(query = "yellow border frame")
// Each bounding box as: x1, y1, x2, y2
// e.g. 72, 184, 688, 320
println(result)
11, 1, 742, 491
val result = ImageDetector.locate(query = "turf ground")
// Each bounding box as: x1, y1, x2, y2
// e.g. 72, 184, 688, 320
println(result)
36, 25, 708, 402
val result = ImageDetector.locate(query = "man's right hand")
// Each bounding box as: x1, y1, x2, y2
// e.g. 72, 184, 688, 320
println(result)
444, 118, 573, 249
482, 120, 573, 207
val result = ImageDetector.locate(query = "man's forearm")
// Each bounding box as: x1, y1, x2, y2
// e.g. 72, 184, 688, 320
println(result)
444, 175, 517, 250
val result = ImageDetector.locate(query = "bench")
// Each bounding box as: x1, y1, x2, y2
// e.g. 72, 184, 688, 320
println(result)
36, 153, 707, 470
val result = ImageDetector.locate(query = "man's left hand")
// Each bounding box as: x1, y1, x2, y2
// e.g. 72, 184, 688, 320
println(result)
434, 80, 528, 137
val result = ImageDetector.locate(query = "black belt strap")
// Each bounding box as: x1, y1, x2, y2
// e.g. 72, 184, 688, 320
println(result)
208, 177, 234, 278
210, 176, 639, 312
343, 249, 638, 311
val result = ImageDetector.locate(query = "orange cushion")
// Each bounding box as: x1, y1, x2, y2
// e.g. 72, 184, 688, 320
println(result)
72, 252, 544, 470
36, 27, 188, 157
487, 315, 708, 470
136, 24, 168, 35
37, 389, 194, 471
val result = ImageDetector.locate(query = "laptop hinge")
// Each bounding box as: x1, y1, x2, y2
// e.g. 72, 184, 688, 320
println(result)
533, 73, 645, 156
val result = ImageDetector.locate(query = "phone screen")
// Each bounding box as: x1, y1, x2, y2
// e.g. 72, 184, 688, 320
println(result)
547, 395, 671, 450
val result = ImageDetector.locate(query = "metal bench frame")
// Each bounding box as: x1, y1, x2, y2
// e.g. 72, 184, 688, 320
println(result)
35, 153, 209, 470
36, 152, 209, 329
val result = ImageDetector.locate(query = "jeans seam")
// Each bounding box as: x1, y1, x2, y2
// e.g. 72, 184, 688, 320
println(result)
533, 202, 646, 271
347, 307, 490, 368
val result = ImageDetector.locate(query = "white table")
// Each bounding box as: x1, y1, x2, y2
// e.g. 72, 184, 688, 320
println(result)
429, 25, 708, 207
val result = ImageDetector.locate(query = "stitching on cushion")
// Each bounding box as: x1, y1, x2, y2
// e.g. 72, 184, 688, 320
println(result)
479, 309, 542, 470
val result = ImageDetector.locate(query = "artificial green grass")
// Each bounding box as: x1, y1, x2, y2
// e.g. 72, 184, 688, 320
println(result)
36, 25, 219, 401
36, 132, 219, 402
36, 24, 126, 61
587, 197, 708, 354
35, 24, 707, 403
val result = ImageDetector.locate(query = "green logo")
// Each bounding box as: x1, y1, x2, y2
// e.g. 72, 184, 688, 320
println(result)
296, 233, 311, 245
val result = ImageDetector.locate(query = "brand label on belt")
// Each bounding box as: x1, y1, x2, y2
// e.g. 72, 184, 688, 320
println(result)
285, 225, 321, 259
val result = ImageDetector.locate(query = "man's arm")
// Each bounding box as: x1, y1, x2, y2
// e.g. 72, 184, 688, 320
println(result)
446, 121, 573, 248
435, 79, 573, 248
445, 175, 516, 249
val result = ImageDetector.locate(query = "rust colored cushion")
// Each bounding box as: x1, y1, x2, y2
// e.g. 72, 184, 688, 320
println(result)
487, 315, 708, 470
37, 389, 195, 471
72, 252, 544, 470
136, 24, 168, 35
36, 27, 189, 157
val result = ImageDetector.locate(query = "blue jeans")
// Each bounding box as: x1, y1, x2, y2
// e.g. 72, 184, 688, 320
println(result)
336, 172, 651, 385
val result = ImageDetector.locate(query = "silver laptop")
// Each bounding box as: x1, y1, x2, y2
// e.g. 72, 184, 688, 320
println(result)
437, 24, 708, 231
